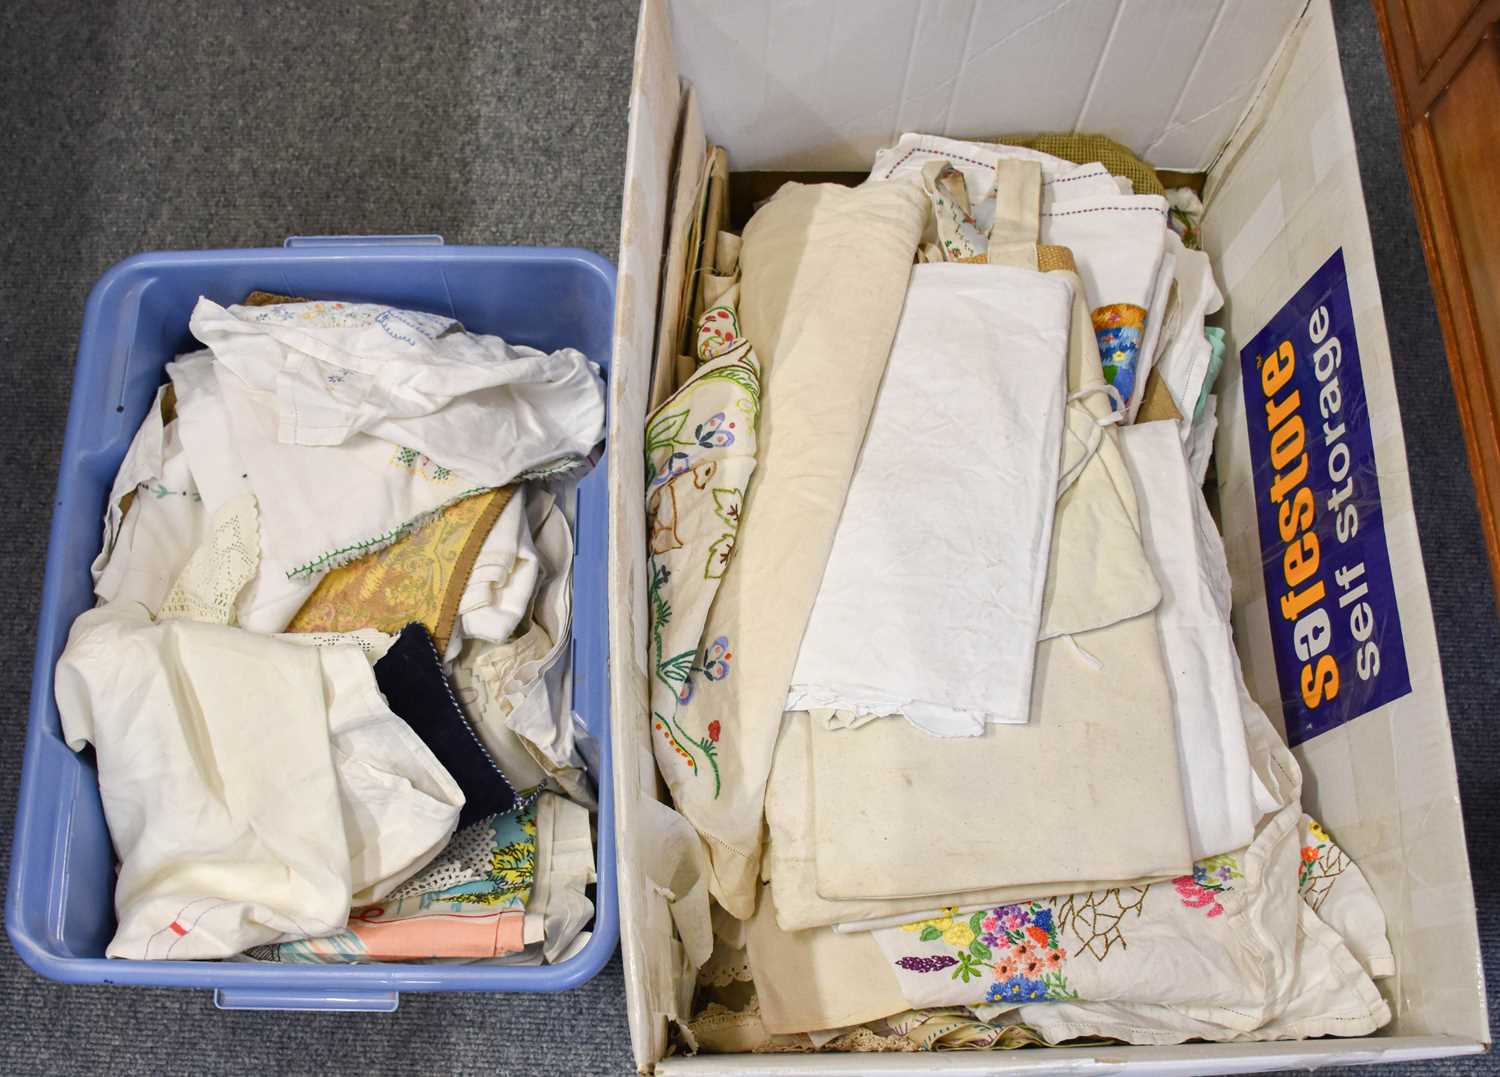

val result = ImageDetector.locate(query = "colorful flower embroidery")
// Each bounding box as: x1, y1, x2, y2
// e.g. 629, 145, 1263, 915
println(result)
390, 445, 457, 485
1173, 854, 1242, 918
644, 314, 762, 801
695, 412, 736, 449
697, 306, 741, 362
896, 903, 1075, 1003
700, 636, 733, 681
1298, 816, 1351, 911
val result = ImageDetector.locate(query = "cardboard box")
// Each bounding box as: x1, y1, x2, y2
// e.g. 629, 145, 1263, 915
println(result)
605, 0, 1489, 1070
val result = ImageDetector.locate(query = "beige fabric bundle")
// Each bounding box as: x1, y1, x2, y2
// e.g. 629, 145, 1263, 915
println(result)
654, 178, 928, 918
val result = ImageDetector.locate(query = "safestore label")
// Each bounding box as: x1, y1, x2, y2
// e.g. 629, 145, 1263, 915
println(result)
1239, 247, 1411, 746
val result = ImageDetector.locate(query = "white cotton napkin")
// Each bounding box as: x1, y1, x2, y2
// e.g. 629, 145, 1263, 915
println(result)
786, 263, 1073, 735
1119, 420, 1265, 858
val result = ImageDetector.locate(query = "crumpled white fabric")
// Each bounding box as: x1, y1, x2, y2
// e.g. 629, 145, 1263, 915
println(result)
1152, 230, 1225, 423
167, 349, 472, 632
787, 264, 1073, 735
450, 488, 582, 776
455, 484, 543, 645
1130, 247, 1178, 421
1120, 420, 1266, 859
1186, 395, 1219, 487
55, 604, 463, 959
92, 386, 209, 614
188, 298, 605, 488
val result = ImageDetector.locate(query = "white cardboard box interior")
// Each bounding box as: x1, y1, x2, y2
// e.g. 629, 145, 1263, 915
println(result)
605, 0, 1489, 1071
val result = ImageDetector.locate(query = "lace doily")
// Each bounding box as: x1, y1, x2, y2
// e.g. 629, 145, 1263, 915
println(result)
292, 629, 397, 661
158, 493, 259, 625
697, 944, 754, 989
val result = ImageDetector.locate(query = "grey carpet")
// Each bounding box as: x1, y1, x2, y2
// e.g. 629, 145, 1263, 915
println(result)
0, 1, 1491, 1074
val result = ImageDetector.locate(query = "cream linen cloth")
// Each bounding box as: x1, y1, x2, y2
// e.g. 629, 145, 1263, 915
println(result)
742, 679, 1390, 1040
654, 179, 927, 918
803, 287, 1190, 901
810, 602, 1193, 901
56, 604, 463, 959
189, 298, 604, 487
762, 261, 1166, 932
765, 715, 1180, 933
745, 882, 911, 1035
1039, 268, 1161, 639
786, 264, 1072, 735
1121, 420, 1266, 859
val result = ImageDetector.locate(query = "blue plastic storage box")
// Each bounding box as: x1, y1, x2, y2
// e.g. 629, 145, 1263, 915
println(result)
5, 236, 618, 1011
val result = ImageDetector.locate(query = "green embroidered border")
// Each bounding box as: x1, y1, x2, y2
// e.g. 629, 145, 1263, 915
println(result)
284, 486, 492, 580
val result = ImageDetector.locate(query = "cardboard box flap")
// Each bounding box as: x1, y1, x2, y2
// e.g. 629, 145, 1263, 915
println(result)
1204, 0, 1487, 1045
611, 0, 712, 1068
666, 0, 1304, 173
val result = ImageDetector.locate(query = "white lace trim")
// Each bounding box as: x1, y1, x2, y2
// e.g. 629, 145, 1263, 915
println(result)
158, 492, 260, 625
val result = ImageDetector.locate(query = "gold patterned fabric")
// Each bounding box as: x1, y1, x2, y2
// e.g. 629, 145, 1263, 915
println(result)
287, 485, 515, 653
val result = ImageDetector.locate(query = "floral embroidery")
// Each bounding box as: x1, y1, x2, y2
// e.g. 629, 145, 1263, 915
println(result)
1091, 303, 1148, 407
896, 903, 1075, 1003
148, 482, 202, 502
697, 306, 741, 362
895, 954, 958, 973
391, 445, 457, 484
922, 161, 989, 262
645, 314, 762, 801
1298, 816, 1351, 911
700, 636, 733, 681
1173, 854, 1242, 918
695, 412, 736, 449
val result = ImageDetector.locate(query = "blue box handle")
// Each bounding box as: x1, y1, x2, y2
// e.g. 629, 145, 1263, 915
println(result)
214, 988, 400, 1012
283, 235, 444, 248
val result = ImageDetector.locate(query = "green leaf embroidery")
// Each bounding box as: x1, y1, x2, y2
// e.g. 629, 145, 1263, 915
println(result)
704, 532, 736, 580
968, 910, 985, 938
711, 487, 742, 530
645, 408, 690, 456
1041, 970, 1078, 1002
656, 649, 695, 688
918, 925, 942, 943
949, 951, 983, 983
968, 940, 992, 962
695, 362, 761, 414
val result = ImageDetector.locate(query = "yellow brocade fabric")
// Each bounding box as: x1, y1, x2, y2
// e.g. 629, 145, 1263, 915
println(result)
287, 485, 515, 653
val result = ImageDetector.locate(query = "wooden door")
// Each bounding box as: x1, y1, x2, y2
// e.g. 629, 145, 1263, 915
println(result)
1373, 0, 1500, 594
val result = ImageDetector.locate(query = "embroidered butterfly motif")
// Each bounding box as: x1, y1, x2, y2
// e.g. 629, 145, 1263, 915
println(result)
700, 636, 733, 681
694, 412, 736, 449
